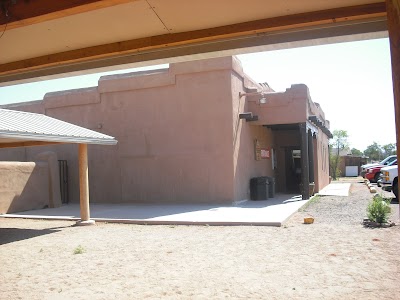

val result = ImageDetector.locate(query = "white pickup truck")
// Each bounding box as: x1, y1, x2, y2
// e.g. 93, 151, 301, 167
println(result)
379, 165, 398, 199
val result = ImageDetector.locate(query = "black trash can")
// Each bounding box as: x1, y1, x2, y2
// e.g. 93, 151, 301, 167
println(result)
265, 176, 276, 198
250, 177, 269, 200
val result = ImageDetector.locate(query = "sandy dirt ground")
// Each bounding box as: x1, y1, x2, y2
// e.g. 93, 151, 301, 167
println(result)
1, 180, 400, 300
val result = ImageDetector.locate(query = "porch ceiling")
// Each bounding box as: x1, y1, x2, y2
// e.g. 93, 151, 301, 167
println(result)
0, 0, 387, 85
266, 124, 300, 131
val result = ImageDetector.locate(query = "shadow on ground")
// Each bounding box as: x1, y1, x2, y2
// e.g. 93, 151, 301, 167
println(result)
0, 227, 64, 245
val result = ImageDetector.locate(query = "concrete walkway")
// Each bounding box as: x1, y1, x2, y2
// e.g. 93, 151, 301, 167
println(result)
318, 182, 351, 196
2, 193, 309, 227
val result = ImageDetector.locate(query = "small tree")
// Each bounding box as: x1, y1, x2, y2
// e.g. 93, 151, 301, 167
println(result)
329, 130, 349, 180
364, 142, 383, 162
351, 148, 363, 156
382, 143, 396, 158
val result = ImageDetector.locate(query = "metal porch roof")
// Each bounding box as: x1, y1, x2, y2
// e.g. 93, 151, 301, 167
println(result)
0, 109, 117, 146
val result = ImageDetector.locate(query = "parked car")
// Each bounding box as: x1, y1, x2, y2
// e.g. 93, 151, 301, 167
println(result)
365, 159, 397, 183
360, 155, 397, 177
379, 165, 398, 199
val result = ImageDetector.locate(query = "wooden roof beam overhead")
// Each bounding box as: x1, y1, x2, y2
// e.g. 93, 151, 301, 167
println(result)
0, 141, 62, 148
0, 0, 136, 31
0, 2, 387, 82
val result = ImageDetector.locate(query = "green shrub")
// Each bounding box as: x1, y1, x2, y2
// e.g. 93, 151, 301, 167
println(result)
367, 195, 391, 223
73, 245, 85, 255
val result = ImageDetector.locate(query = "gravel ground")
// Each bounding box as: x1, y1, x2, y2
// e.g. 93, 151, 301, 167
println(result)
1, 178, 400, 300
292, 178, 399, 225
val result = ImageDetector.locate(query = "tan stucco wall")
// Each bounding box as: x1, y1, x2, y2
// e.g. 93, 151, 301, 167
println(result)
248, 84, 309, 126
315, 128, 330, 191
231, 62, 274, 201
99, 64, 235, 203
233, 124, 274, 200
1, 57, 239, 204
35, 152, 62, 208
0, 162, 49, 213
0, 56, 331, 203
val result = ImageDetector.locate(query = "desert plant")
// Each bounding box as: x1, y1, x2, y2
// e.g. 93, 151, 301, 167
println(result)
367, 194, 391, 224
73, 245, 85, 255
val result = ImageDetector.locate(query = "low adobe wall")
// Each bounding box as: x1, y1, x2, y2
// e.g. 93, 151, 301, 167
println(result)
0, 162, 50, 214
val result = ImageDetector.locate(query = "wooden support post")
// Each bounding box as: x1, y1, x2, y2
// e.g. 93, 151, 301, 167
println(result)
300, 123, 310, 200
308, 129, 315, 184
312, 135, 319, 192
386, 0, 400, 216
76, 143, 95, 226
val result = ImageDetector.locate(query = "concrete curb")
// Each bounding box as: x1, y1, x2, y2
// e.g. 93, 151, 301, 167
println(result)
0, 214, 282, 227
364, 179, 377, 193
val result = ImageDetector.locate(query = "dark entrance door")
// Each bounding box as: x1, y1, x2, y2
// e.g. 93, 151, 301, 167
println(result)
285, 148, 301, 192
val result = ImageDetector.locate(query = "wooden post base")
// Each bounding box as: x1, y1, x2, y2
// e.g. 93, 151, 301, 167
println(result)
75, 220, 96, 226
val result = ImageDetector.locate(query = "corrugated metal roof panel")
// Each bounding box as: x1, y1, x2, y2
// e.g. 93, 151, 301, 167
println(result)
0, 109, 117, 145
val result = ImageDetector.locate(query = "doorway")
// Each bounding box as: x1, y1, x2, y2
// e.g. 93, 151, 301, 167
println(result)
285, 148, 301, 192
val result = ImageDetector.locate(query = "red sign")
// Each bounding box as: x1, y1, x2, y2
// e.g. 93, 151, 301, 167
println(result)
260, 148, 270, 159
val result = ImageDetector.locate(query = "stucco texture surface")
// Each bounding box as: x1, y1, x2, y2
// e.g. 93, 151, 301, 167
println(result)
0, 57, 332, 205
0, 161, 49, 214
1, 179, 399, 299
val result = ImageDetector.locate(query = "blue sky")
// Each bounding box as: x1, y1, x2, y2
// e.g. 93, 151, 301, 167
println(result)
0, 38, 395, 151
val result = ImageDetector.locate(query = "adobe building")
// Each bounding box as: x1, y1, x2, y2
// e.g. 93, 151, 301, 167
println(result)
0, 56, 331, 205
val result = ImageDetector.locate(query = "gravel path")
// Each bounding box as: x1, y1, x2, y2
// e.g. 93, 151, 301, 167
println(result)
292, 179, 399, 225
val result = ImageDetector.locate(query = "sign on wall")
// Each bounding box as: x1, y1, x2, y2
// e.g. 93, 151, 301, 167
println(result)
260, 148, 270, 159
254, 139, 270, 160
